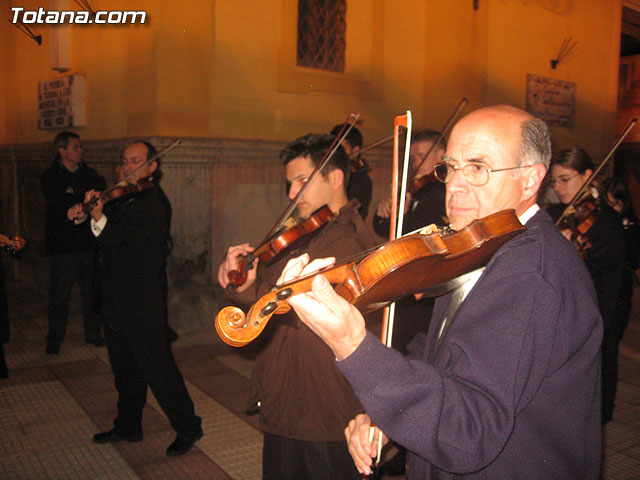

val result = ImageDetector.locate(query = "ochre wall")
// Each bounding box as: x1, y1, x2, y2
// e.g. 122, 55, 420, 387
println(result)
483, 1, 621, 157
0, 0, 632, 332
0, 1, 625, 152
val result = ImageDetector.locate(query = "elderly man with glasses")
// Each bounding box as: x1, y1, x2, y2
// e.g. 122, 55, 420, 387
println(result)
278, 105, 603, 480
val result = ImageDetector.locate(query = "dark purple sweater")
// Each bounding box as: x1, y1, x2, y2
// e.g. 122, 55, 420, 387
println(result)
339, 210, 602, 479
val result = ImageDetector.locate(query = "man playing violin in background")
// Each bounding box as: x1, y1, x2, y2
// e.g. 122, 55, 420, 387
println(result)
373, 129, 447, 238
68, 141, 203, 457
281, 105, 603, 479
218, 133, 377, 479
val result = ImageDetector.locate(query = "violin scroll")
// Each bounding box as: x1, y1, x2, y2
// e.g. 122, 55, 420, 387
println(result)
226, 255, 256, 293
215, 298, 294, 347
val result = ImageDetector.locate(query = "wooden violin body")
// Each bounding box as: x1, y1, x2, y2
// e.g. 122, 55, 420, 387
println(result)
227, 205, 336, 290
556, 192, 599, 257
215, 209, 525, 347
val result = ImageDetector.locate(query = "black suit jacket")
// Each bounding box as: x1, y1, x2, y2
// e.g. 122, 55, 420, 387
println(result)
98, 185, 171, 333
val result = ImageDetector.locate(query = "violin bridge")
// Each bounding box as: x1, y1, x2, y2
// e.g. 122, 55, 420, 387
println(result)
417, 223, 439, 235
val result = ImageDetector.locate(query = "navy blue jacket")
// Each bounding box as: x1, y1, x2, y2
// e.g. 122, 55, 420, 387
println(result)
339, 209, 602, 479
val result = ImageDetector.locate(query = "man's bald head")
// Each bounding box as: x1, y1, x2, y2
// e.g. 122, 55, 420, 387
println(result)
452, 105, 551, 171
443, 105, 550, 229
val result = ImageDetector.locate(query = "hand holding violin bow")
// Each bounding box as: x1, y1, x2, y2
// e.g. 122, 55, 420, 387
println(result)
343, 414, 389, 477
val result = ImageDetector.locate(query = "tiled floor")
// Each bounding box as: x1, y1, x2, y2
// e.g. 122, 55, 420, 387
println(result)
1, 280, 640, 479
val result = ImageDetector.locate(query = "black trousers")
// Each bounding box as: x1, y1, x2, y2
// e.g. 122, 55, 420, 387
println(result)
601, 269, 635, 422
104, 323, 201, 438
262, 433, 360, 480
47, 250, 101, 344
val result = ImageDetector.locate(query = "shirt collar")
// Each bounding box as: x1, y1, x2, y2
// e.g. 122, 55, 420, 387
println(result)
518, 204, 540, 225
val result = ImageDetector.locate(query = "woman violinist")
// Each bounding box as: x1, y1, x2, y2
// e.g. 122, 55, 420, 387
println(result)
547, 146, 625, 423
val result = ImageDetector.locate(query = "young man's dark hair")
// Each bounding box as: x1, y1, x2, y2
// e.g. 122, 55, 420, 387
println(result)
280, 133, 350, 188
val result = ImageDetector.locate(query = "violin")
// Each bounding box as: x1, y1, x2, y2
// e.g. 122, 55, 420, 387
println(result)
0, 233, 26, 255
81, 177, 155, 214
556, 190, 599, 256
226, 113, 361, 290
215, 209, 526, 347
227, 205, 336, 291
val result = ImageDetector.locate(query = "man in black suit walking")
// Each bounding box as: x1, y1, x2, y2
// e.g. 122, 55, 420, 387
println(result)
68, 140, 202, 457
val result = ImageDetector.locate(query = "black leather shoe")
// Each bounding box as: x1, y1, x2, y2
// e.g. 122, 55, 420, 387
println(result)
86, 337, 105, 347
166, 429, 203, 457
93, 429, 143, 444
45, 343, 60, 355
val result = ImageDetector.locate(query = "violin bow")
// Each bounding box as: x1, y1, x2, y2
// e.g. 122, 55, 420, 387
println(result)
409, 97, 468, 182
352, 134, 394, 159
261, 113, 361, 243
555, 118, 637, 227
366, 111, 413, 473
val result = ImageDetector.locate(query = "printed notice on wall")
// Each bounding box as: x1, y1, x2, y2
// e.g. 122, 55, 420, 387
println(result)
37, 74, 86, 130
525, 74, 575, 128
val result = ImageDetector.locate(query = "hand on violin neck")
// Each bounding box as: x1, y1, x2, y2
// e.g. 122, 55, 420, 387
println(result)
83, 189, 104, 221
276, 253, 335, 286
282, 254, 366, 361
218, 243, 257, 292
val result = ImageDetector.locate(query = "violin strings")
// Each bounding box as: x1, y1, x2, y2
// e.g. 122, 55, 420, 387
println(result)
275, 224, 454, 289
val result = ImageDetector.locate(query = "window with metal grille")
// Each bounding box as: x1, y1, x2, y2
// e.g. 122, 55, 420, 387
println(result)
297, 0, 346, 73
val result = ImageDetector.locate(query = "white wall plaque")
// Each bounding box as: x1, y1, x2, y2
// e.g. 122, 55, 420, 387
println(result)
525, 74, 575, 128
37, 74, 86, 130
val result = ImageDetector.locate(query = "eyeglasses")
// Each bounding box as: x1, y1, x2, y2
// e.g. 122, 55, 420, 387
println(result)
434, 161, 534, 187
120, 156, 146, 167
549, 173, 579, 187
